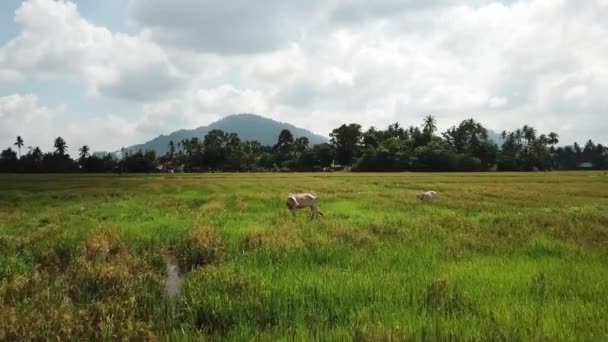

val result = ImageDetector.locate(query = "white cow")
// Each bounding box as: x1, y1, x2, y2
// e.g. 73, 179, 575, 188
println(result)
417, 191, 438, 201
286, 192, 323, 220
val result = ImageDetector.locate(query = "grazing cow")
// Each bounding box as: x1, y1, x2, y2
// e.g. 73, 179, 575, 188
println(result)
286, 192, 323, 220
417, 191, 438, 201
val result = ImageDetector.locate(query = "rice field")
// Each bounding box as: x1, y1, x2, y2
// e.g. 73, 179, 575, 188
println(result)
0, 172, 607, 340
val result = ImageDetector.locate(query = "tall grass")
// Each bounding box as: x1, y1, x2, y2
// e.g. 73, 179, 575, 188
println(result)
0, 172, 607, 340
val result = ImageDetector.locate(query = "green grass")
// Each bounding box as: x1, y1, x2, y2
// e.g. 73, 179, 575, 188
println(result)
0, 172, 607, 340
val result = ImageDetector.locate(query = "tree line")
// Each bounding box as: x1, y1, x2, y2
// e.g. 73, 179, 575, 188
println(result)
1, 116, 606, 173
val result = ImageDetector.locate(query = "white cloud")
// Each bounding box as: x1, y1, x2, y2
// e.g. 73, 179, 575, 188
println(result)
0, 94, 61, 152
247, 0, 608, 144
137, 84, 270, 135
0, 93, 150, 154
129, 0, 323, 54
2, 0, 608, 150
65, 114, 147, 153
0, 0, 184, 101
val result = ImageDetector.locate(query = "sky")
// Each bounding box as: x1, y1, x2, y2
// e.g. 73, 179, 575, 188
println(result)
1, 0, 607, 154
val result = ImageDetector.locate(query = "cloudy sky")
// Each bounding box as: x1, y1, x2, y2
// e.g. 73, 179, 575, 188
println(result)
1, 0, 607, 154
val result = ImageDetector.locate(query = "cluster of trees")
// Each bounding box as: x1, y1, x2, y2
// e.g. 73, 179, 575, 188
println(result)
0, 136, 117, 173
1, 117, 606, 173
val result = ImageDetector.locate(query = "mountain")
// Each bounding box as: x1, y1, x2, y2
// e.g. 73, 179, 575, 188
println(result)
487, 129, 504, 146
125, 114, 329, 155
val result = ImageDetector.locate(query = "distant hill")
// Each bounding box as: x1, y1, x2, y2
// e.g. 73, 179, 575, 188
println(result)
125, 113, 329, 155
487, 129, 504, 146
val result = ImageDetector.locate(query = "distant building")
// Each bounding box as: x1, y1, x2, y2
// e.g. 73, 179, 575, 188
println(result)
578, 161, 594, 169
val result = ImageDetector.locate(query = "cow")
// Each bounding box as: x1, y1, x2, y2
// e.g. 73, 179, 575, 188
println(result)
417, 191, 438, 201
286, 192, 323, 220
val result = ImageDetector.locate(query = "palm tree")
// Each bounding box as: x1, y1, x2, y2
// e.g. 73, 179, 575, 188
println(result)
515, 128, 523, 144
181, 139, 191, 157
14, 136, 24, 158
522, 125, 536, 144
545, 132, 559, 166
54, 137, 68, 155
31, 147, 43, 162
387, 122, 403, 139
423, 115, 437, 135
548, 132, 559, 146
168, 140, 176, 158
78, 145, 90, 170
79, 145, 90, 160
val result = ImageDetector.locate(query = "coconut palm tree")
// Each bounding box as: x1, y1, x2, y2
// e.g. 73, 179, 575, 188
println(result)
423, 115, 437, 135
54, 137, 68, 155
79, 145, 90, 160
78, 145, 90, 170
515, 128, 523, 144
14, 136, 24, 158
168, 140, 176, 158
548, 132, 559, 146
522, 125, 536, 144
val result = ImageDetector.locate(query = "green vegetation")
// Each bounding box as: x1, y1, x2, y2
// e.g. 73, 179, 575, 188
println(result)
2, 116, 607, 174
1, 172, 607, 340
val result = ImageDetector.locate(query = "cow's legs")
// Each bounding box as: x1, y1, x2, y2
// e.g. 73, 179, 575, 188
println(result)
311, 205, 320, 220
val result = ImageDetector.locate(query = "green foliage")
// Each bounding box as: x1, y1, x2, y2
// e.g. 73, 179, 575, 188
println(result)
330, 123, 363, 165
2, 117, 607, 173
422, 278, 475, 316
53, 136, 68, 155
443, 118, 498, 169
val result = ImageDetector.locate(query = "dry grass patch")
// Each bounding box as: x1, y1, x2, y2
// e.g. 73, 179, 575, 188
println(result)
68, 226, 161, 300
0, 208, 25, 224
0, 227, 161, 341
201, 199, 225, 213
175, 225, 225, 272
242, 225, 304, 254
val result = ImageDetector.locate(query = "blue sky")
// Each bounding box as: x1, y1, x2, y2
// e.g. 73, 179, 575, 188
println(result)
1, 0, 607, 154
1, 1, 132, 43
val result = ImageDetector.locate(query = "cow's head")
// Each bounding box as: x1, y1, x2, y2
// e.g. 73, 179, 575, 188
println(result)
286, 196, 297, 209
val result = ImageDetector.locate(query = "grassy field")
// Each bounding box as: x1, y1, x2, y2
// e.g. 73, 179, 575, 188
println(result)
0, 172, 607, 340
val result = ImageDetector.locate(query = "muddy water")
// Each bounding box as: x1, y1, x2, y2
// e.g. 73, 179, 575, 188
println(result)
164, 262, 182, 299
